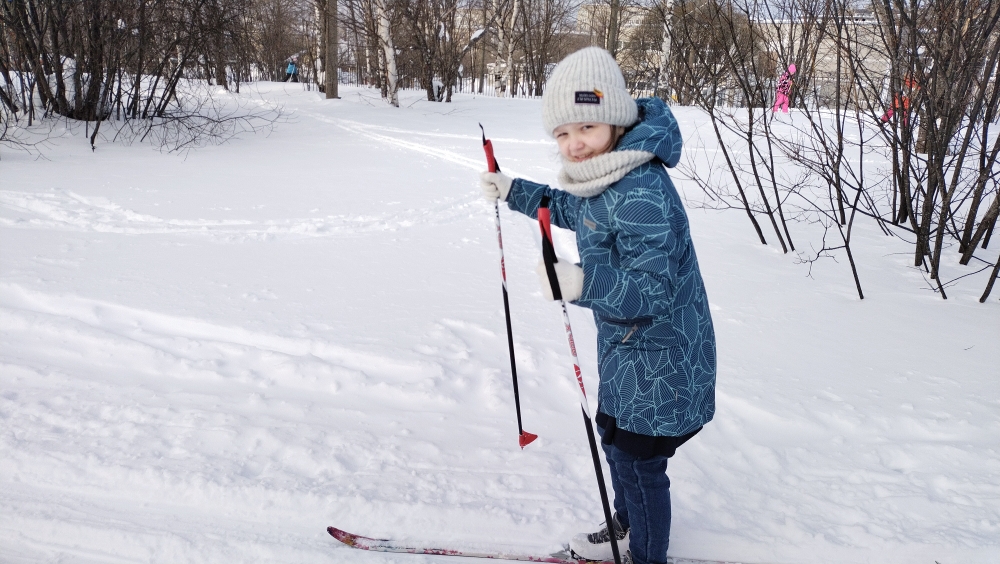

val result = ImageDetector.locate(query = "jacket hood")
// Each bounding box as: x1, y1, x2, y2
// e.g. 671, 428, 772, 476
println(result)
616, 97, 683, 168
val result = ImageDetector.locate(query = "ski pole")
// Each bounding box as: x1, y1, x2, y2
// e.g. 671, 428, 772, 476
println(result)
480, 123, 537, 449
537, 195, 622, 564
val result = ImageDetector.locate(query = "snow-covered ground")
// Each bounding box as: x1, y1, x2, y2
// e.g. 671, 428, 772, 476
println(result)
1, 83, 997, 564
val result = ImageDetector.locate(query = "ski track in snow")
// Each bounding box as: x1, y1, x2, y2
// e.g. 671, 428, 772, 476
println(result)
0, 188, 479, 241
0, 282, 425, 380
331, 119, 551, 146
0, 110, 532, 241
302, 110, 540, 182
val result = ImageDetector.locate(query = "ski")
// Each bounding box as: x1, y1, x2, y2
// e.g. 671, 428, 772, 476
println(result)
327, 526, 741, 564
328, 526, 605, 563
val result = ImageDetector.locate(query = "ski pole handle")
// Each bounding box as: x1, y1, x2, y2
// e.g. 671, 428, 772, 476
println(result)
484, 139, 498, 173
480, 123, 500, 173
537, 196, 562, 301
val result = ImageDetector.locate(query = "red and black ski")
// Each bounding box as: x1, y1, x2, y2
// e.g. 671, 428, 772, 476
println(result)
327, 526, 741, 564
327, 526, 606, 563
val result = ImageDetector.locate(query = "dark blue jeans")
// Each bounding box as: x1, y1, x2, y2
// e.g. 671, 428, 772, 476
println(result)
600, 439, 671, 564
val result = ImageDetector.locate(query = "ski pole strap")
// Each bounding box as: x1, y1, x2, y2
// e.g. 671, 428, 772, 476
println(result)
480, 123, 500, 173
537, 196, 563, 301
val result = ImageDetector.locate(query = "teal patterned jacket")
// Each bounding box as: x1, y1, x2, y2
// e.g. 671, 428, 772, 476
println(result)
507, 98, 716, 437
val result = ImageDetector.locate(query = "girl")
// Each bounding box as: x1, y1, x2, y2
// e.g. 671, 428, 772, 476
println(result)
773, 63, 796, 113
480, 47, 716, 564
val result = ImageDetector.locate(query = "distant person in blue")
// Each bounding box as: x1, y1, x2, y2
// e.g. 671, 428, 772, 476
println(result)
284, 59, 298, 83
479, 47, 716, 564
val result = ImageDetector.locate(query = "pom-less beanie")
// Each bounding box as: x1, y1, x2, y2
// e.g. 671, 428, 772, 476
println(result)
542, 47, 638, 135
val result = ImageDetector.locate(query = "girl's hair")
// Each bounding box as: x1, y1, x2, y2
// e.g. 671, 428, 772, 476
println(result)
606, 125, 627, 153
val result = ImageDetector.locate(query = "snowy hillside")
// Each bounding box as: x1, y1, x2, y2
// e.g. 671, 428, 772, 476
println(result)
1, 83, 997, 564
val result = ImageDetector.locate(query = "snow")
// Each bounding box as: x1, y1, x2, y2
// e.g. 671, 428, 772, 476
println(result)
1, 82, 997, 564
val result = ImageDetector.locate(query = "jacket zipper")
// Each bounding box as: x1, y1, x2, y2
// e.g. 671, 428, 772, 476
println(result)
621, 324, 638, 343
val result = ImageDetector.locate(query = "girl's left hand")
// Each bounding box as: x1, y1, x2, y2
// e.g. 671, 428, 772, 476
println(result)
536, 259, 584, 302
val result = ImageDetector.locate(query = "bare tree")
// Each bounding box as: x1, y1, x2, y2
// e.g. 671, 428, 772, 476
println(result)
254, 0, 310, 81
1, 0, 280, 151
670, 0, 999, 300
496, 0, 522, 96
519, 0, 576, 96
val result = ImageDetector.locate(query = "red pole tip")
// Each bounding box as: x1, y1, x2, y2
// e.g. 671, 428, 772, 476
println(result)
518, 431, 538, 448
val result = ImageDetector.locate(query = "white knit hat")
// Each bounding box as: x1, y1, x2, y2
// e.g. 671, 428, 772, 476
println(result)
541, 47, 638, 135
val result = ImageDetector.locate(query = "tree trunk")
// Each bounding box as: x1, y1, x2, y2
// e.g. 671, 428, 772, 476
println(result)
981, 256, 1000, 303
505, 0, 520, 97
376, 0, 398, 107
325, 0, 339, 99
478, 1, 487, 94
657, 0, 674, 101
214, 34, 228, 91
607, 0, 621, 56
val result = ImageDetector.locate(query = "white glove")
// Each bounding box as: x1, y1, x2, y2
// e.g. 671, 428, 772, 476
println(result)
536, 259, 584, 302
480, 171, 513, 202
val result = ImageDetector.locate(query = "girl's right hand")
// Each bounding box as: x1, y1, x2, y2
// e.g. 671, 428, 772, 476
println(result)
480, 171, 513, 202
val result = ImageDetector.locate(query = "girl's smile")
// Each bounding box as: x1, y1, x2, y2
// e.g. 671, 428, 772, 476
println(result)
554, 122, 617, 162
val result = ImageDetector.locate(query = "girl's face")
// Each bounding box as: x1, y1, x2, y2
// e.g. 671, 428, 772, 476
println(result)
554, 123, 617, 162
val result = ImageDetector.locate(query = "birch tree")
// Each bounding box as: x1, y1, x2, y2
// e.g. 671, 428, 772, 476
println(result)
325, 0, 340, 98
502, 0, 522, 96
657, 0, 675, 100
374, 0, 399, 105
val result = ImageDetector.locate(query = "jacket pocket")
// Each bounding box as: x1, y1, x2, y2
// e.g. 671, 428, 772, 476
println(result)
621, 324, 639, 343
598, 316, 654, 347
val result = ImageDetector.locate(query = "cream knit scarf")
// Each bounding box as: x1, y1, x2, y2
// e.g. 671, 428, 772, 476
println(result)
558, 150, 656, 198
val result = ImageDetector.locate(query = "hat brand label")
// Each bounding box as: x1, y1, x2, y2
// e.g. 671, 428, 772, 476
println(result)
575, 90, 602, 104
